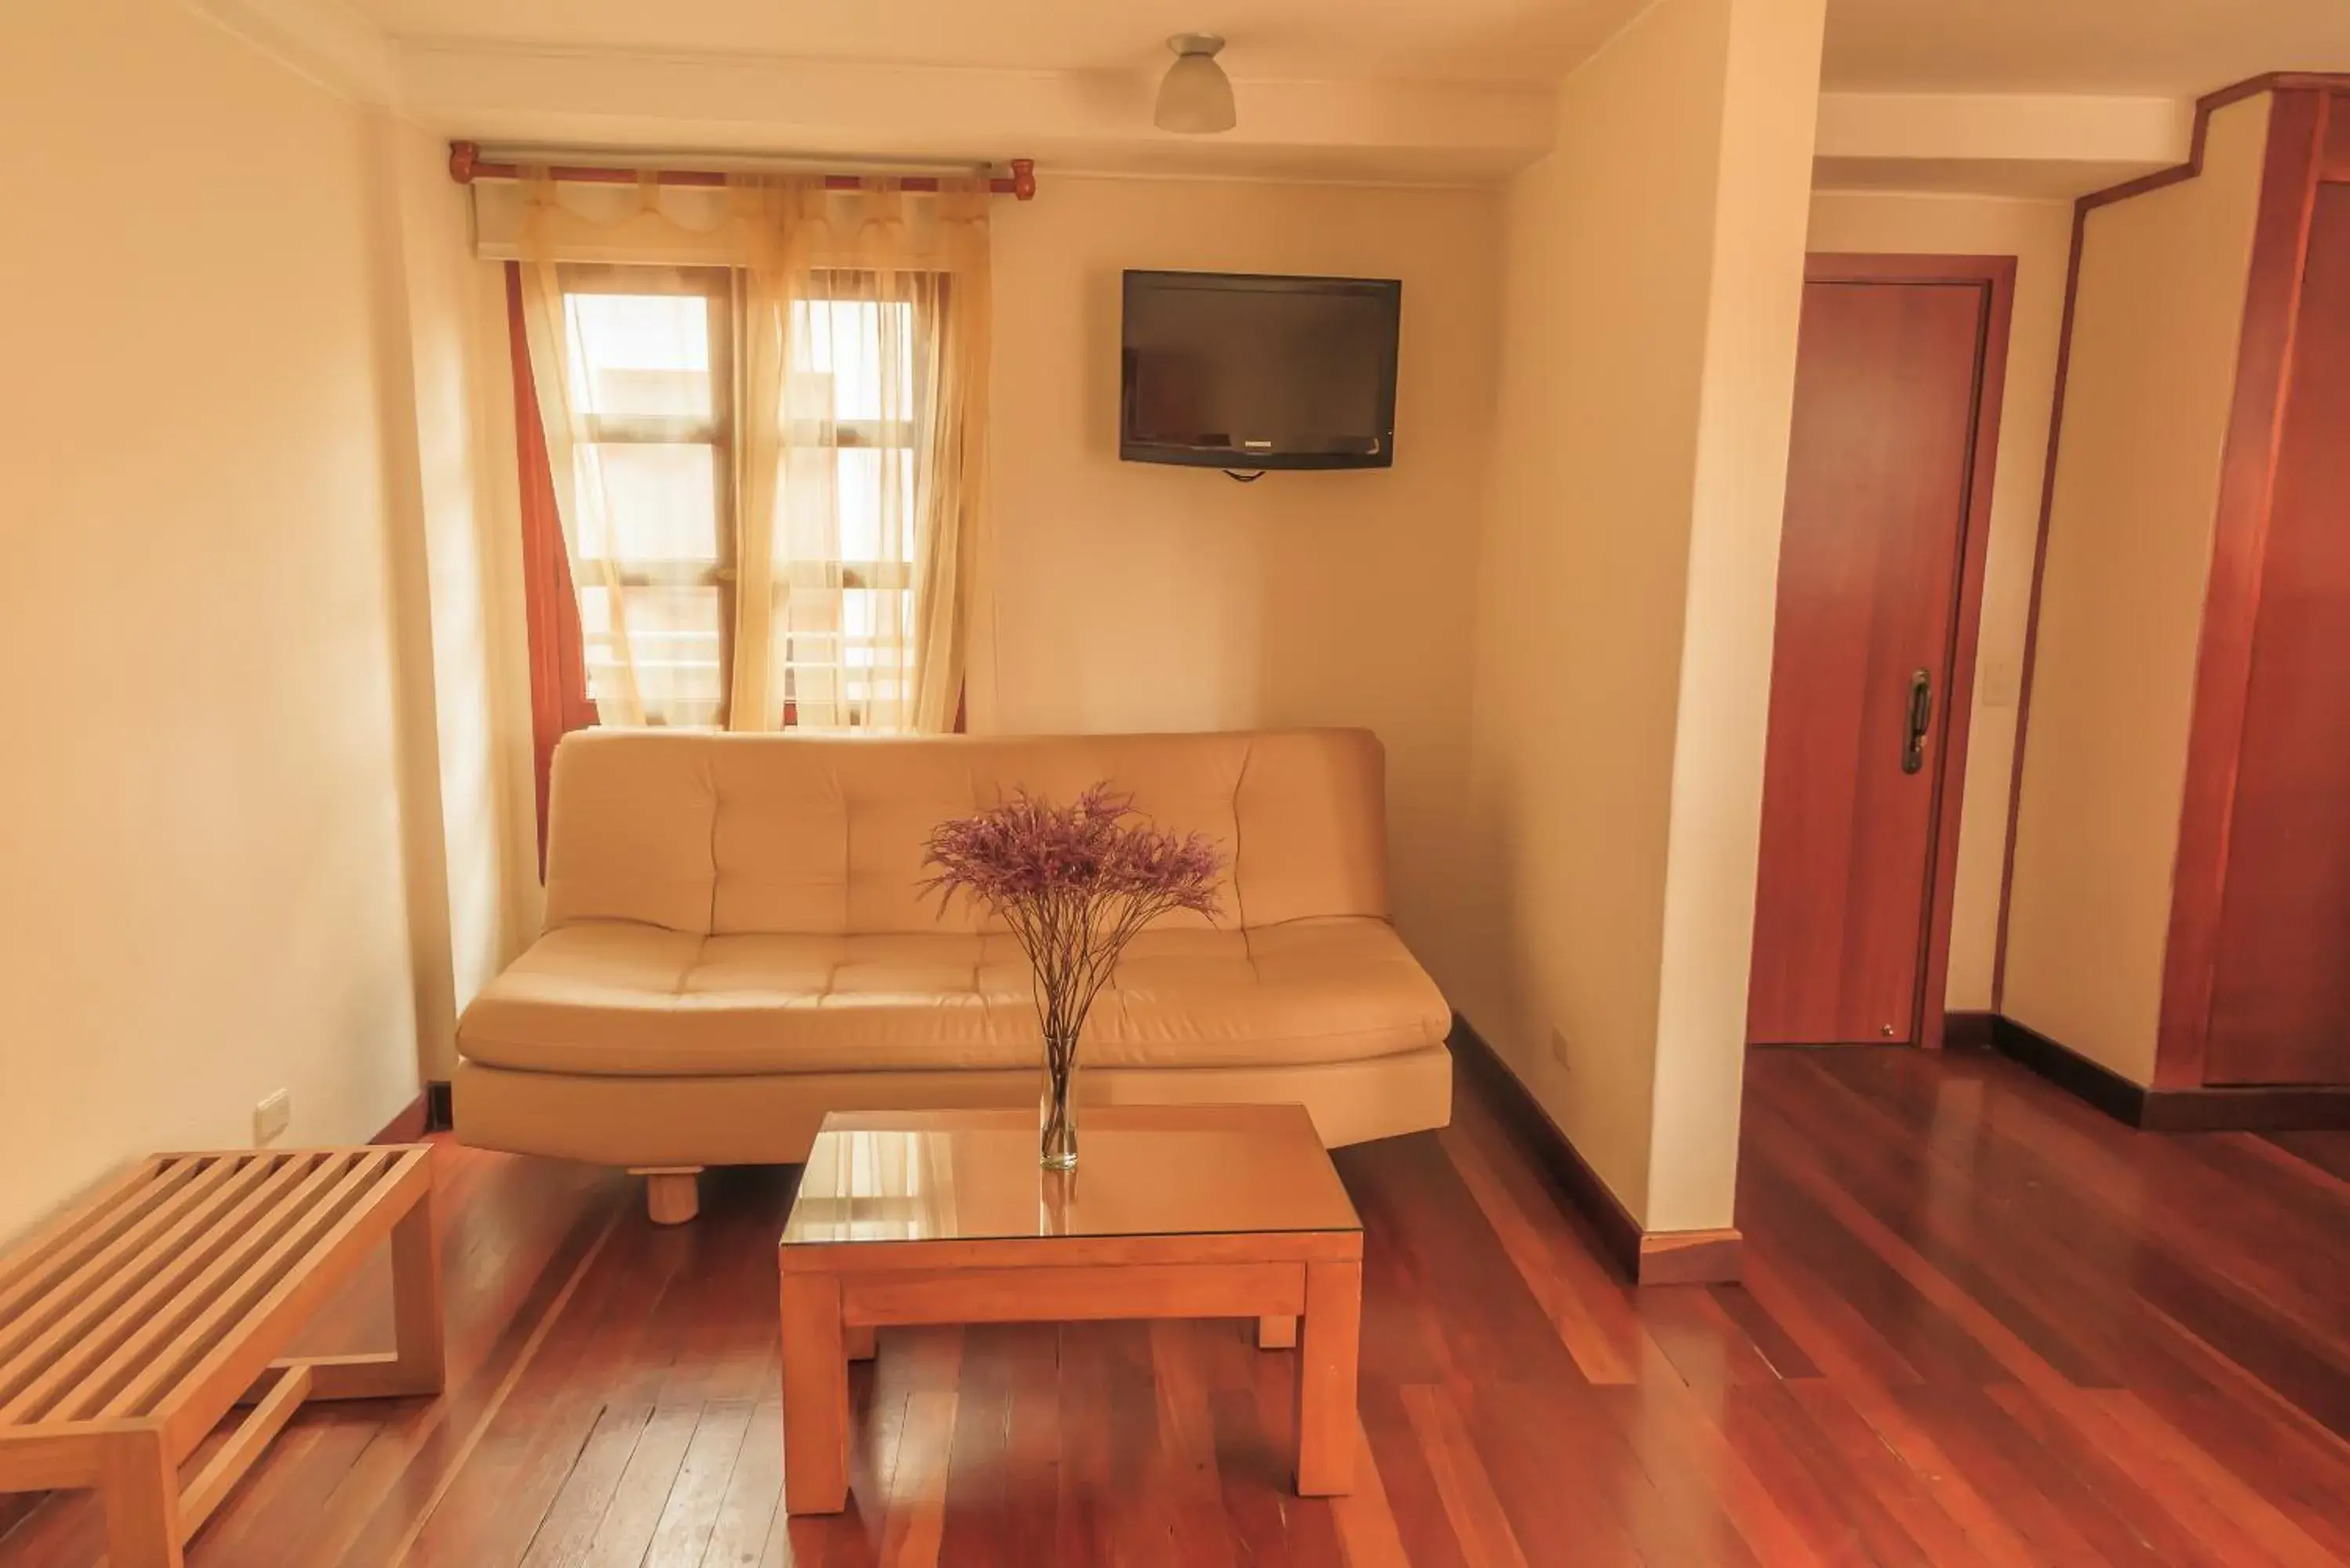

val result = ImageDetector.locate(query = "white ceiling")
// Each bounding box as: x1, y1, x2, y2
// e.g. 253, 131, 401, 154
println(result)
319, 0, 2350, 194
348, 0, 2350, 95
346, 0, 1647, 88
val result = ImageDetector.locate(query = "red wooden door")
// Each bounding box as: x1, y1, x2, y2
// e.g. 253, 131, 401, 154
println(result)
2205, 182, 2350, 1085
1748, 278, 1989, 1045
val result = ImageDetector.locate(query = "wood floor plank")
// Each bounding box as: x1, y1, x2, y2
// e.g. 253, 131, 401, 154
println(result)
2056, 1386, 2343, 1568
517, 1403, 657, 1568
1143, 1321, 1239, 1568
1988, 1380, 2248, 1568
1822, 1374, 2045, 1568
327, 1176, 623, 1567
874, 1389, 953, 1568
402, 1197, 692, 1568
691, 1401, 783, 1568
5, 1047, 2344, 1568
1397, 1383, 1536, 1568
1593, 1374, 1823, 1567
1466, 1377, 1687, 1568
643, 1401, 754, 1567
583, 1403, 701, 1567
1437, 1111, 1651, 1386
1328, 1420, 1410, 1568
1778, 1380, 1993, 1568
1715, 1382, 1929, 1565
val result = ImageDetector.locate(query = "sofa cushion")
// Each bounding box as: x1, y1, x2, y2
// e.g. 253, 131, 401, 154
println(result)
456, 916, 1450, 1077
539, 728, 1392, 937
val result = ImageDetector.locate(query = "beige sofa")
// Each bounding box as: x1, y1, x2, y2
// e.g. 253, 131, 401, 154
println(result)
453, 727, 1452, 1220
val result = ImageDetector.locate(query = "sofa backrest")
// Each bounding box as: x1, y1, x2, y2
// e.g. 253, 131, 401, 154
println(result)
542, 728, 1391, 936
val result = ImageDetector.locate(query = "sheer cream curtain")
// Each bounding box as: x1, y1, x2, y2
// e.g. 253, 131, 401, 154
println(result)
514, 174, 652, 725
729, 177, 990, 732
511, 169, 990, 733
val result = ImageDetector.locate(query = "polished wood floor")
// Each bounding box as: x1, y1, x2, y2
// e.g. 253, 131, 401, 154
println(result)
4, 1046, 2347, 1566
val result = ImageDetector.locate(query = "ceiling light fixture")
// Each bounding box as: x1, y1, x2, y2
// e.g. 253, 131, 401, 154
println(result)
1154, 34, 1237, 135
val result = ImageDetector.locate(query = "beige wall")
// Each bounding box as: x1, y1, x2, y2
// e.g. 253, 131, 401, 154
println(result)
975, 175, 1504, 991
2002, 96, 2272, 1083
0, 0, 434, 1240
1647, 0, 1828, 1233
1803, 190, 2072, 1013
1458, 0, 1823, 1232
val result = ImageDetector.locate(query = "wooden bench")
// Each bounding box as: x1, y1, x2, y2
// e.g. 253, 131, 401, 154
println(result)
0, 1145, 442, 1566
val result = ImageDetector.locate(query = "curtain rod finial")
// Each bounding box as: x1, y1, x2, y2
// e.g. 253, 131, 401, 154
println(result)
449, 140, 481, 184
1011, 158, 1036, 201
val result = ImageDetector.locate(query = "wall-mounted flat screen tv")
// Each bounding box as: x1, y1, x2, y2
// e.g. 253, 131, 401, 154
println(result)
1120, 270, 1401, 470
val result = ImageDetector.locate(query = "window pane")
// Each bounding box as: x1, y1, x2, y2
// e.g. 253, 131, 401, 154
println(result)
790, 299, 914, 421
582, 443, 719, 565
843, 588, 911, 672
577, 584, 724, 726
567, 293, 713, 420
836, 448, 916, 564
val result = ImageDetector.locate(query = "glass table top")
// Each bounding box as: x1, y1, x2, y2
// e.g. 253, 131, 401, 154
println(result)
780, 1105, 1362, 1247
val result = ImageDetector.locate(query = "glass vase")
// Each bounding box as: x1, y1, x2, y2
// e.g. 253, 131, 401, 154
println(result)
1040, 1047, 1080, 1171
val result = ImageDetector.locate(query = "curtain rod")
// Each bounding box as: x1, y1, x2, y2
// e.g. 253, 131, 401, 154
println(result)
447, 141, 1037, 201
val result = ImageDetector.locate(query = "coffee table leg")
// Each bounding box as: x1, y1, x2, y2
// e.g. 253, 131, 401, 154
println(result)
1295, 1259, 1360, 1494
779, 1273, 849, 1514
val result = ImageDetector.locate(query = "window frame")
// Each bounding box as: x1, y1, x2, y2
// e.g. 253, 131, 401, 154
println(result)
556, 262, 739, 727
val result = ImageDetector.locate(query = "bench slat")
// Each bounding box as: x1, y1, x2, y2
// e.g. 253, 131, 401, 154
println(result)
0, 1155, 321, 1425
0, 1145, 430, 1440
155, 1149, 429, 1453
39, 1152, 361, 1425
0, 1159, 168, 1315
95, 1151, 395, 1425
0, 1159, 238, 1393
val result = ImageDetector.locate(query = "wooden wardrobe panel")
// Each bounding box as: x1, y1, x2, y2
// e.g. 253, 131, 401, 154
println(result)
2156, 89, 2331, 1087
2206, 181, 2350, 1085
2324, 91, 2350, 180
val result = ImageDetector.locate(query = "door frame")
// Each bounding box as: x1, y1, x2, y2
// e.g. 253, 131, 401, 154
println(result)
1787, 252, 2016, 1051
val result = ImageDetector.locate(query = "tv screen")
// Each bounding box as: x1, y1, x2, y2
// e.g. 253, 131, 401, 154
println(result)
1120, 270, 1400, 470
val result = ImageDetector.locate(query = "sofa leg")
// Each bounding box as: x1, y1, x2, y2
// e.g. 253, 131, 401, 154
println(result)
633, 1167, 702, 1225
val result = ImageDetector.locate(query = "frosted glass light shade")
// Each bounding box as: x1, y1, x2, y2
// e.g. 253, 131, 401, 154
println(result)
1155, 34, 1236, 134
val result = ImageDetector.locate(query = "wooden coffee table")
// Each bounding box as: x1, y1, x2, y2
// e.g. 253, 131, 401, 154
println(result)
776, 1104, 1363, 1515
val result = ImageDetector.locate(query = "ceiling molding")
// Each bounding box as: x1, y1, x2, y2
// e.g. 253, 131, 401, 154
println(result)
176, 0, 401, 105
1813, 89, 2192, 198
390, 37, 1556, 183
1817, 90, 2190, 165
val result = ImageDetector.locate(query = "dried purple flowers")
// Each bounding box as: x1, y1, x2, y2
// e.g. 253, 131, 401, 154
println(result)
921, 784, 1223, 1167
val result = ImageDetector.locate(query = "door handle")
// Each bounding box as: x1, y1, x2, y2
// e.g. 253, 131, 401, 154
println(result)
1904, 668, 1932, 775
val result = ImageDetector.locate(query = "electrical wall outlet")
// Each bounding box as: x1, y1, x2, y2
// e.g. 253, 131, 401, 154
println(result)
1549, 1025, 1572, 1070
253, 1089, 291, 1146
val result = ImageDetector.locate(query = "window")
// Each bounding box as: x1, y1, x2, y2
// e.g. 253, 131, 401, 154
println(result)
512, 266, 938, 748
774, 289, 924, 729
558, 266, 735, 728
